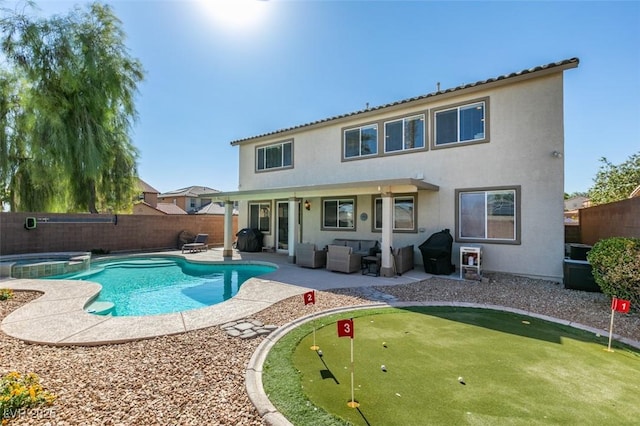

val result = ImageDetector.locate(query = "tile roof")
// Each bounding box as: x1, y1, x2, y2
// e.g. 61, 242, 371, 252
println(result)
155, 203, 188, 215
195, 202, 239, 215
230, 57, 579, 145
137, 178, 160, 194
159, 186, 220, 197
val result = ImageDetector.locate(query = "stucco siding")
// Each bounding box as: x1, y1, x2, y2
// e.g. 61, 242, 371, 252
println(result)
233, 71, 568, 280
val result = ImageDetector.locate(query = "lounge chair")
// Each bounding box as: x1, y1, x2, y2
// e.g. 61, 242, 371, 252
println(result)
182, 233, 209, 253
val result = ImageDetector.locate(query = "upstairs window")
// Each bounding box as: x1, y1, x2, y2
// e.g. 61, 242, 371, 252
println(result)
456, 187, 519, 244
384, 115, 425, 153
434, 100, 486, 146
323, 198, 355, 230
256, 140, 293, 171
344, 124, 378, 159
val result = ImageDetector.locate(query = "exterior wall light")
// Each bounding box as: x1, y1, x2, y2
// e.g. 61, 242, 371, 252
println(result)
304, 200, 311, 211
552, 150, 563, 158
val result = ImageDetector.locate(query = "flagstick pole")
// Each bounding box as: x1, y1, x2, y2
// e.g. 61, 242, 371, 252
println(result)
350, 336, 355, 406
310, 292, 319, 351
607, 308, 615, 352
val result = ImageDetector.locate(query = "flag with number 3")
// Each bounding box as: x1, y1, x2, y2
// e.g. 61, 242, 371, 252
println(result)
337, 319, 354, 338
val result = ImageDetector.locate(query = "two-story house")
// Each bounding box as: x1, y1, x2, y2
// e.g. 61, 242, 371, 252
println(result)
212, 58, 579, 281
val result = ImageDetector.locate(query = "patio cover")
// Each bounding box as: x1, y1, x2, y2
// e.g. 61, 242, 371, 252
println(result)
208, 178, 439, 276
207, 177, 439, 202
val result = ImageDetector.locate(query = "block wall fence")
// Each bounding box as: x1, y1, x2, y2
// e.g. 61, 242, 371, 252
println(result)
0, 213, 238, 255
578, 197, 640, 246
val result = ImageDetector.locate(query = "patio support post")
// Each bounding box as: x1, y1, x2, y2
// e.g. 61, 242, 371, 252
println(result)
288, 198, 300, 263
223, 201, 234, 258
380, 192, 395, 277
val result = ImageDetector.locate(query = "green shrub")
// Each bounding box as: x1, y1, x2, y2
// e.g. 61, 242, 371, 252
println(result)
0, 289, 13, 301
587, 237, 640, 310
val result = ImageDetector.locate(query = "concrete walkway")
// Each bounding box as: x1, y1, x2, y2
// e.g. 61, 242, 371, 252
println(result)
0, 248, 434, 345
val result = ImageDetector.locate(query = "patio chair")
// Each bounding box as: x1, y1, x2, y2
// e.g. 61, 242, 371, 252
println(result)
326, 245, 361, 274
295, 243, 326, 269
182, 233, 209, 253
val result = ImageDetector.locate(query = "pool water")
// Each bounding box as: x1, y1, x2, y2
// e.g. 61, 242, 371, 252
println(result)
49, 257, 275, 316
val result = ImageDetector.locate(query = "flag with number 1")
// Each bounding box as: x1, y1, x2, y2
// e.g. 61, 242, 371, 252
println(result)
611, 297, 630, 313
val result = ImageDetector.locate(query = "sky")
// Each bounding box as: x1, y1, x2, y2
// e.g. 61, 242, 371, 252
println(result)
9, 0, 640, 195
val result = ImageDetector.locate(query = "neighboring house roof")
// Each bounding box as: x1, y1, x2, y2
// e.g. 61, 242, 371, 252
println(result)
230, 57, 579, 145
196, 202, 238, 215
159, 186, 219, 198
155, 203, 188, 215
564, 196, 589, 211
137, 178, 160, 194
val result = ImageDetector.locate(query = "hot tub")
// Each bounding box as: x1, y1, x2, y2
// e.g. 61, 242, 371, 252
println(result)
0, 252, 91, 279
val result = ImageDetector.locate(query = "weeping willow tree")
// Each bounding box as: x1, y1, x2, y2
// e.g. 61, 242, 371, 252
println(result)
0, 1, 144, 213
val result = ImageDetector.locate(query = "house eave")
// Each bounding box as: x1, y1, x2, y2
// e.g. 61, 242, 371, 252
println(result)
230, 57, 579, 146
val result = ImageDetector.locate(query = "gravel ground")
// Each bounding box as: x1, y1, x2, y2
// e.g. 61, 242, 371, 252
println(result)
1, 274, 638, 425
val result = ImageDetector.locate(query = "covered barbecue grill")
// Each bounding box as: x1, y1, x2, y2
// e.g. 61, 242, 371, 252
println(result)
235, 228, 264, 252
418, 229, 455, 275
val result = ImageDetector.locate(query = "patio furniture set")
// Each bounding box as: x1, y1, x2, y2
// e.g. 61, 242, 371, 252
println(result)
295, 239, 415, 277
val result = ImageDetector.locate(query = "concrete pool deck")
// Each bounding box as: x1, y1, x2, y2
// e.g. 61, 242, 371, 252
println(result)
0, 248, 435, 345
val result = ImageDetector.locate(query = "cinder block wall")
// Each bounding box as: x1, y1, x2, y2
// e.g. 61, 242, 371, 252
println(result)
0, 213, 238, 255
579, 197, 640, 246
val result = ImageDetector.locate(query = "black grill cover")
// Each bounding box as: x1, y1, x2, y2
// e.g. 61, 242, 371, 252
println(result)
418, 229, 455, 275
235, 228, 264, 252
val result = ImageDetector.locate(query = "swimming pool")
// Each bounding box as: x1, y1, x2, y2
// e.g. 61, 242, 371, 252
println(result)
48, 257, 275, 316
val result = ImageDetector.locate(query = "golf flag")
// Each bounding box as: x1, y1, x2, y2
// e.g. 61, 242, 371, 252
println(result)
337, 319, 354, 338
611, 297, 631, 313
303, 290, 315, 305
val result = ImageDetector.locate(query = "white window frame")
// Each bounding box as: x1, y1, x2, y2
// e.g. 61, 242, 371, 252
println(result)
256, 140, 293, 171
384, 114, 425, 153
455, 186, 520, 244
343, 124, 378, 159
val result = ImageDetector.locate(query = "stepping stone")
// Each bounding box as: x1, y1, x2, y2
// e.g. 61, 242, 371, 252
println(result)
226, 329, 241, 337
234, 322, 255, 331
240, 330, 258, 339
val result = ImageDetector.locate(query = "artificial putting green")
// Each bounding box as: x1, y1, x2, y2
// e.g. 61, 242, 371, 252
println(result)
262, 307, 640, 425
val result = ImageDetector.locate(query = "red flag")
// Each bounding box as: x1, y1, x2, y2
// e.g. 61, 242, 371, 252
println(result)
337, 319, 354, 338
611, 297, 631, 313
303, 291, 315, 305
